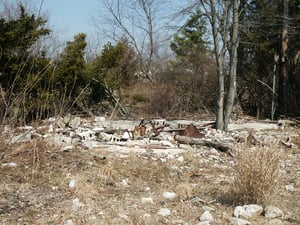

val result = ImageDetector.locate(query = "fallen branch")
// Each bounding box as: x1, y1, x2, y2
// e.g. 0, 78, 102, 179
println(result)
175, 135, 233, 154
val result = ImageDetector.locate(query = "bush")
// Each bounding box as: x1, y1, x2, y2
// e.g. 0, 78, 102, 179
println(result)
232, 146, 282, 205
131, 94, 149, 105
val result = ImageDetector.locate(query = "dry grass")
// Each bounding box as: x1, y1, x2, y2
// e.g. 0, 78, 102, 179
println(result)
0, 126, 299, 224
231, 145, 283, 205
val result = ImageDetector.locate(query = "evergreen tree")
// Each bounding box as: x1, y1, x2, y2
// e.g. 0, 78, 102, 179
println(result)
89, 40, 137, 91
170, 9, 208, 64
166, 9, 217, 114
0, 4, 50, 89
55, 33, 88, 97
0, 4, 51, 123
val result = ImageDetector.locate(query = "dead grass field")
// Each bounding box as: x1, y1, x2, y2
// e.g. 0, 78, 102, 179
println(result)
0, 125, 299, 225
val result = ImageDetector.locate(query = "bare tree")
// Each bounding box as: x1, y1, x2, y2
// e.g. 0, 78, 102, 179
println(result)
93, 0, 178, 82
197, 0, 239, 130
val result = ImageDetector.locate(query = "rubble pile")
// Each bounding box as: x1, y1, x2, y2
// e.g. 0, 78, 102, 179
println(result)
3, 115, 297, 157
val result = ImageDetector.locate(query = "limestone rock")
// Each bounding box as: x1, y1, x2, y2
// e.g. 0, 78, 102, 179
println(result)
196, 221, 211, 225
72, 198, 85, 211
264, 206, 283, 219
285, 184, 296, 192
162, 191, 177, 199
229, 217, 251, 225
157, 208, 171, 217
234, 204, 263, 220
69, 116, 81, 128
64, 219, 74, 225
141, 197, 154, 204
200, 210, 214, 222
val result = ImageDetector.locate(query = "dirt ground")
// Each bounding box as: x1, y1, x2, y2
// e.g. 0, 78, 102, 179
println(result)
0, 118, 299, 225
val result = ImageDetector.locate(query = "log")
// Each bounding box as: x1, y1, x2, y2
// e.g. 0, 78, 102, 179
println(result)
174, 135, 233, 154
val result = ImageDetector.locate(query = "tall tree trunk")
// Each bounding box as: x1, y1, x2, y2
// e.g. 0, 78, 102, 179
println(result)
279, 0, 289, 114
209, 0, 225, 130
216, 61, 225, 130
224, 0, 239, 130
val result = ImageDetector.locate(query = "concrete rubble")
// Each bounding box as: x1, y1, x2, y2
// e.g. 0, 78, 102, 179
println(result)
3, 115, 297, 158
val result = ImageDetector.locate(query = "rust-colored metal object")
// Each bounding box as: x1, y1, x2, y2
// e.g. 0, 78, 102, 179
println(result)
177, 124, 204, 139
132, 118, 169, 139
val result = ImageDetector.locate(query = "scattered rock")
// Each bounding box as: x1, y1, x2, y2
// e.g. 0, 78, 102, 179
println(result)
234, 204, 263, 220
177, 155, 184, 162
157, 208, 171, 217
264, 205, 283, 219
69, 116, 81, 128
144, 186, 151, 191
118, 213, 129, 219
61, 145, 73, 152
141, 197, 154, 204
229, 217, 251, 225
199, 210, 214, 222
285, 184, 296, 192
64, 219, 74, 225
196, 221, 211, 225
69, 179, 77, 189
72, 198, 85, 211
56, 117, 66, 128
2, 162, 17, 167
121, 179, 129, 186
265, 218, 283, 225
162, 191, 177, 199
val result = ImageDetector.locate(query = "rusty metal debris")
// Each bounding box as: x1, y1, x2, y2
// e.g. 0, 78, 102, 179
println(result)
177, 124, 205, 139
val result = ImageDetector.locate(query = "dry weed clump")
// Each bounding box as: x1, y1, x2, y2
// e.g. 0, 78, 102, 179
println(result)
175, 183, 193, 201
232, 146, 282, 205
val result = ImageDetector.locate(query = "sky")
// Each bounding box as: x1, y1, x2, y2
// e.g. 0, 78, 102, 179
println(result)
25, 0, 191, 56
31, 0, 101, 42
28, 0, 189, 43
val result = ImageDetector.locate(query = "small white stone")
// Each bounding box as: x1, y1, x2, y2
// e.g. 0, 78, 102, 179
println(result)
196, 222, 211, 225
2, 162, 17, 167
144, 186, 151, 191
121, 179, 129, 186
62, 145, 73, 152
118, 213, 129, 219
69, 179, 77, 189
234, 204, 263, 220
233, 206, 245, 218
285, 184, 295, 192
162, 191, 177, 199
200, 210, 214, 222
157, 208, 171, 217
65, 219, 74, 225
177, 156, 184, 162
264, 205, 283, 219
72, 198, 85, 211
229, 217, 250, 225
141, 197, 154, 204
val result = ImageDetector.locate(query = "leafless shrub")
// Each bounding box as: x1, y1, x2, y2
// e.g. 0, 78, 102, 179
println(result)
232, 146, 282, 205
